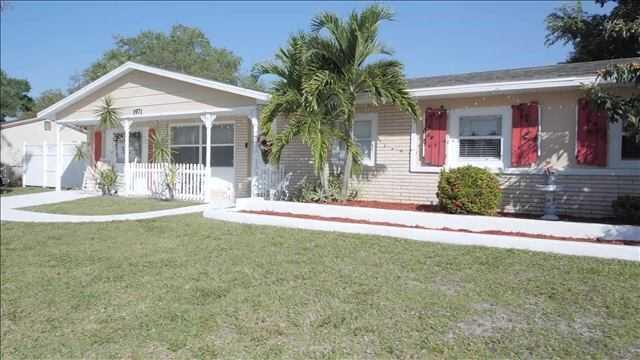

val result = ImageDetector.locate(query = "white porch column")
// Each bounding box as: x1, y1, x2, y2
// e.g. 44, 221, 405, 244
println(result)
55, 121, 63, 191
248, 109, 260, 198
122, 119, 132, 196
200, 113, 216, 202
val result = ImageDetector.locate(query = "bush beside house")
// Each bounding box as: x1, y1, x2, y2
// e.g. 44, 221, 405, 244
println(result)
437, 166, 502, 216
612, 196, 640, 225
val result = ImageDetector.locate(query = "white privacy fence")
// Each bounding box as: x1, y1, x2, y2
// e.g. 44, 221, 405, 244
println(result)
126, 163, 207, 202
252, 165, 288, 199
23, 142, 86, 188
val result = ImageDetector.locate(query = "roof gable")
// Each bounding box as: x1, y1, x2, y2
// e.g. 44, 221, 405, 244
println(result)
38, 62, 270, 119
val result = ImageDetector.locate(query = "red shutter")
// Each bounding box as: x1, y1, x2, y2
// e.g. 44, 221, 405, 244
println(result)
511, 102, 539, 167
423, 108, 447, 166
93, 131, 102, 162
148, 128, 156, 162
577, 98, 607, 166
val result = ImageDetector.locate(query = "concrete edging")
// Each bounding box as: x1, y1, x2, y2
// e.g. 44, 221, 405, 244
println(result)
234, 198, 640, 241
204, 207, 640, 262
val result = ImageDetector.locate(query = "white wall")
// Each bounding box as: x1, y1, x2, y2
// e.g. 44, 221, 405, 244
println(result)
0, 120, 86, 181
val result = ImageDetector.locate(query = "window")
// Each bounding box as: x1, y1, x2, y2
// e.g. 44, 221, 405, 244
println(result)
207, 123, 234, 167
114, 131, 142, 163
459, 115, 502, 159
621, 119, 640, 160
331, 115, 377, 166
171, 126, 200, 164
170, 123, 234, 167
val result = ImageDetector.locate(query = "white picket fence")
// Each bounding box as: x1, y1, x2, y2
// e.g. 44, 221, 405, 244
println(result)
252, 165, 287, 199
126, 163, 207, 202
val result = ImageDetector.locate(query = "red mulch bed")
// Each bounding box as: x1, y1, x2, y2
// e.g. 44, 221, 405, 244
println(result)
243, 210, 638, 246
323, 200, 631, 226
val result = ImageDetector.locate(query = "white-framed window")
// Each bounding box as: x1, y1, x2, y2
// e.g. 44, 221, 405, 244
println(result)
621, 120, 640, 161
609, 117, 640, 168
458, 115, 502, 160
169, 122, 235, 167
448, 107, 511, 170
332, 113, 377, 166
113, 130, 143, 163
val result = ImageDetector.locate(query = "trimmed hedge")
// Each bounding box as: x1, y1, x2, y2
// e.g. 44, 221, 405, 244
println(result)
612, 195, 640, 225
437, 166, 502, 216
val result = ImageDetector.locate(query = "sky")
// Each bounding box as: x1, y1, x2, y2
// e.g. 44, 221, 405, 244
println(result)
0, 1, 613, 96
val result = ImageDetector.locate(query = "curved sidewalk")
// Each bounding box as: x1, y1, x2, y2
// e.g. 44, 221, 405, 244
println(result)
1, 190, 207, 223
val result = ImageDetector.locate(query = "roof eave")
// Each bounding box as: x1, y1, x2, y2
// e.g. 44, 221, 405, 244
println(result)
408, 76, 597, 98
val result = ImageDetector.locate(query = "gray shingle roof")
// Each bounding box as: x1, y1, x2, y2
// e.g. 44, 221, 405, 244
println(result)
407, 57, 640, 89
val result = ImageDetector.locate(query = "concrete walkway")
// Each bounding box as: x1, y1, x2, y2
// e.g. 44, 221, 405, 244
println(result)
204, 208, 640, 262
1, 190, 208, 223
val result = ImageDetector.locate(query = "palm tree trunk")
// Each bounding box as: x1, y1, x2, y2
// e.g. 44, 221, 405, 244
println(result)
320, 161, 329, 197
341, 150, 352, 197
341, 103, 356, 198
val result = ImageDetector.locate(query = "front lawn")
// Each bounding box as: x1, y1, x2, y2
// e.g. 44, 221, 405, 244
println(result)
0, 186, 52, 197
1, 215, 639, 358
21, 196, 200, 215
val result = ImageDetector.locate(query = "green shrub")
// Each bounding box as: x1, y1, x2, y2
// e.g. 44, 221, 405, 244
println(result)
612, 195, 640, 225
293, 174, 357, 203
436, 166, 502, 216
96, 166, 119, 196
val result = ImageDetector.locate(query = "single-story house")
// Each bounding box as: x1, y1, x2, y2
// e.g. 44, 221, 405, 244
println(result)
39, 58, 639, 218
1, 117, 86, 183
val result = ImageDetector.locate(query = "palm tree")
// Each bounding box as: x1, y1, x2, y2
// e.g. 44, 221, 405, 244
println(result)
254, 33, 345, 193
304, 4, 419, 195
94, 95, 121, 129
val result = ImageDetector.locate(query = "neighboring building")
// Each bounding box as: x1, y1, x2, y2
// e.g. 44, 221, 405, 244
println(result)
0, 117, 86, 183
38, 59, 639, 218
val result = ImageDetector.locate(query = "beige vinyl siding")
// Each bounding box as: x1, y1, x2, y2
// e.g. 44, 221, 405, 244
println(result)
57, 71, 257, 121
278, 88, 639, 218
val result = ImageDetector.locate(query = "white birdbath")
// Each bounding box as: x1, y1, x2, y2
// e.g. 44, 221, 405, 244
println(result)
535, 183, 564, 221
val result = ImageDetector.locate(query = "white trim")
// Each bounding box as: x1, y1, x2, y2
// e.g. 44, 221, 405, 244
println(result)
56, 106, 260, 126
357, 113, 378, 166
408, 76, 597, 98
448, 106, 512, 170
38, 62, 270, 118
609, 119, 640, 168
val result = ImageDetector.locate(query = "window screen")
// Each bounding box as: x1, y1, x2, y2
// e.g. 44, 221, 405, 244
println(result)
459, 115, 502, 159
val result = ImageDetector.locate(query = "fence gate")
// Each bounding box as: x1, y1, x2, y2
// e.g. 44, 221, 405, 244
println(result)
22, 143, 87, 188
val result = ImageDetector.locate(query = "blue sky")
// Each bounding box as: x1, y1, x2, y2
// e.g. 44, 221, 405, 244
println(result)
1, 1, 612, 96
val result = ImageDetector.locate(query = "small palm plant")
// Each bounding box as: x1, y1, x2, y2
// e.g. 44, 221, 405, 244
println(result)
96, 165, 119, 196
150, 130, 177, 200
72, 142, 89, 162
95, 96, 121, 129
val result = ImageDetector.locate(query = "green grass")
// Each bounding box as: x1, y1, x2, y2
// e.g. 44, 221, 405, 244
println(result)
0, 186, 52, 197
1, 215, 639, 358
21, 196, 200, 215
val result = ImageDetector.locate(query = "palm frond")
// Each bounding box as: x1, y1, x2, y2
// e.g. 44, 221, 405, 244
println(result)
94, 96, 121, 129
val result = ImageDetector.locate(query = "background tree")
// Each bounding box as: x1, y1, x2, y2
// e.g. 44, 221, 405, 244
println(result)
545, 0, 639, 62
0, 69, 33, 121
21, 89, 66, 119
70, 24, 252, 92
304, 5, 418, 195
586, 63, 639, 132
